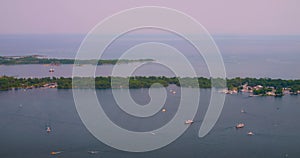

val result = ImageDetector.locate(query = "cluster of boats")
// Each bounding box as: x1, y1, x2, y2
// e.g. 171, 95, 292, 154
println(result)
236, 109, 255, 136
236, 123, 254, 135
48, 87, 253, 157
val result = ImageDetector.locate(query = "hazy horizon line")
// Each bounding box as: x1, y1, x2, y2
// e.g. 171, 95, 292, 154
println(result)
0, 33, 299, 37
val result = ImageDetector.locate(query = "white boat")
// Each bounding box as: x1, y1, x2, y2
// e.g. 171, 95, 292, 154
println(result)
185, 120, 194, 124
88, 151, 99, 154
247, 131, 254, 136
51, 151, 62, 155
46, 126, 51, 133
236, 123, 245, 128
49, 68, 54, 72
150, 132, 156, 135
170, 90, 176, 94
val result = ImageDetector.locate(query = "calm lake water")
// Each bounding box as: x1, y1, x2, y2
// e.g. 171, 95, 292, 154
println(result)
0, 57, 299, 79
0, 88, 300, 158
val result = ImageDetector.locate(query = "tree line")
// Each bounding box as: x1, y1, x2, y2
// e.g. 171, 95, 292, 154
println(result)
1, 76, 300, 93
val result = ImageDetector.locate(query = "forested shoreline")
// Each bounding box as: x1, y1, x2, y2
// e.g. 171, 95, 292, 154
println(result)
0, 76, 300, 96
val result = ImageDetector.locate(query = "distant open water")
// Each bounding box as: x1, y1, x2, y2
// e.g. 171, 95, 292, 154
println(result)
0, 35, 299, 79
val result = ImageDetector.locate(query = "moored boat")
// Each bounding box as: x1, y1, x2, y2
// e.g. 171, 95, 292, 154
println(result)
185, 120, 194, 124
236, 123, 245, 128
46, 126, 51, 133
50, 151, 62, 155
49, 68, 54, 73
247, 131, 254, 136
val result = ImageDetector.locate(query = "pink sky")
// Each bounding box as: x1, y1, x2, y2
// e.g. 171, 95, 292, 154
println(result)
0, 0, 299, 35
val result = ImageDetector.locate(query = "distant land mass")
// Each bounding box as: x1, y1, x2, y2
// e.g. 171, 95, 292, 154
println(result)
0, 55, 153, 65
0, 76, 300, 97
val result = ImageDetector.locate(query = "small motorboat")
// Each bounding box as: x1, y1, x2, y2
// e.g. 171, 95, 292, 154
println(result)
185, 120, 194, 124
247, 131, 254, 136
46, 126, 51, 133
150, 132, 156, 135
241, 109, 245, 113
162, 108, 167, 112
49, 68, 54, 73
50, 151, 62, 155
88, 151, 99, 154
170, 89, 176, 94
236, 123, 245, 128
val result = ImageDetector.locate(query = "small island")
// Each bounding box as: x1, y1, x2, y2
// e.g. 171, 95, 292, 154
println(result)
0, 76, 299, 97
0, 55, 153, 65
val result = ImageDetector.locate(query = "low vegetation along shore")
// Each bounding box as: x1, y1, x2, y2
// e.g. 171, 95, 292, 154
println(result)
0, 76, 300, 97
0, 55, 153, 65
